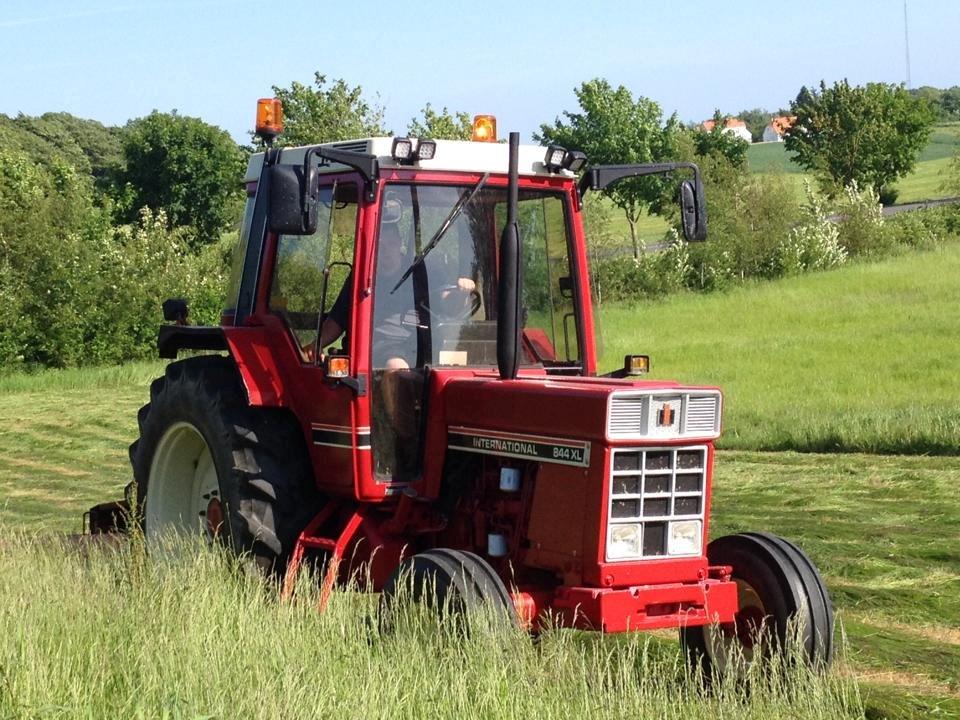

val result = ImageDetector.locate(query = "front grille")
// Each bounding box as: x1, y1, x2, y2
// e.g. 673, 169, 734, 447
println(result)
606, 446, 707, 560
606, 390, 722, 440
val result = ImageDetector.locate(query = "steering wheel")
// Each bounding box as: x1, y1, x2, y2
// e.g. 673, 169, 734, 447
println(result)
419, 284, 482, 323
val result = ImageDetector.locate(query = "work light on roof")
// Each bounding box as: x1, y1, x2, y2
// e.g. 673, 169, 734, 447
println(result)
544, 145, 567, 173
544, 146, 588, 174
391, 138, 414, 162
563, 150, 588, 173
417, 139, 437, 160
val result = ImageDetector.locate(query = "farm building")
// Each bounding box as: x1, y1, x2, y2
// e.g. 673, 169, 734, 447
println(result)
700, 117, 753, 143
763, 115, 796, 142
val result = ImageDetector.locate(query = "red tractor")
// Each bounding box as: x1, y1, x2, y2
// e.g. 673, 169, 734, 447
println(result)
93, 100, 832, 674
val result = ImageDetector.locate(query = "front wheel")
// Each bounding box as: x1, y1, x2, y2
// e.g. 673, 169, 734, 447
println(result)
379, 549, 517, 630
681, 532, 834, 677
129, 356, 319, 575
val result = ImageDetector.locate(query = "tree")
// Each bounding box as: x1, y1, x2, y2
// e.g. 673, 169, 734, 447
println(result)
691, 110, 749, 168
271, 73, 387, 146
536, 79, 680, 258
784, 80, 935, 199
407, 104, 472, 140
115, 111, 246, 246
735, 107, 776, 143
910, 85, 960, 121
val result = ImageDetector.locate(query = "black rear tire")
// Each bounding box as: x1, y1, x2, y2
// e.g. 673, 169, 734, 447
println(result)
380, 549, 517, 628
681, 532, 833, 677
130, 356, 319, 575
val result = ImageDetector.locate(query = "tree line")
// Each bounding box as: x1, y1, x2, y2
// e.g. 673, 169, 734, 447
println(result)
0, 74, 955, 370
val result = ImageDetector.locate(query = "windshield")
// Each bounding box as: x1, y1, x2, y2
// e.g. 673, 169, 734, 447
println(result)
371, 183, 581, 372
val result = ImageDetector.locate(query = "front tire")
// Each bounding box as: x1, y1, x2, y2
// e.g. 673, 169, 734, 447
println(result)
380, 549, 517, 629
681, 532, 834, 677
130, 356, 318, 574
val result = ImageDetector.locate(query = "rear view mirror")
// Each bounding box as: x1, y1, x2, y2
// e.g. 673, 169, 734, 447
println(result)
679, 179, 707, 242
269, 164, 319, 235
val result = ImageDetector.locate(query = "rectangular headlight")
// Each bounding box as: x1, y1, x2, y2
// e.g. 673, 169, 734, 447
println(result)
668, 520, 702, 556
608, 523, 642, 560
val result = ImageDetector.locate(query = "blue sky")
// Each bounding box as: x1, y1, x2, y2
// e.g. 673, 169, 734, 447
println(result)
1, 1, 957, 144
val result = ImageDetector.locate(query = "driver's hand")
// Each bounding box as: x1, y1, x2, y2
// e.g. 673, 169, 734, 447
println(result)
457, 277, 476, 293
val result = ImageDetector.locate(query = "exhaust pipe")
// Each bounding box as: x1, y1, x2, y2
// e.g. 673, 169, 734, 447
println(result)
497, 132, 521, 380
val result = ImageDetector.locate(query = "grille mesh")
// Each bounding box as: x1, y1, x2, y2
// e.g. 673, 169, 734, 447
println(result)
326, 140, 371, 153
607, 446, 706, 560
609, 396, 645, 434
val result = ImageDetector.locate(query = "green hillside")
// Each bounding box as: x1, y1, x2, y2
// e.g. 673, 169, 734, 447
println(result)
746, 123, 960, 203
598, 242, 960, 455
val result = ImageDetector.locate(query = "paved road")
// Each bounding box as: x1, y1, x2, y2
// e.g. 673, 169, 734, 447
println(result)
881, 196, 960, 217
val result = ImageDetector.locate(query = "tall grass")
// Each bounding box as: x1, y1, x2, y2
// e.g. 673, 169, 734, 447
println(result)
0, 359, 165, 393
0, 532, 864, 719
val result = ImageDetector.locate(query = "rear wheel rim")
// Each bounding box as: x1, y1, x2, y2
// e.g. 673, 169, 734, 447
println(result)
146, 422, 221, 543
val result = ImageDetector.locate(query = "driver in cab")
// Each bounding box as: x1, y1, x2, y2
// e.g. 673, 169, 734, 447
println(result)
317, 216, 476, 372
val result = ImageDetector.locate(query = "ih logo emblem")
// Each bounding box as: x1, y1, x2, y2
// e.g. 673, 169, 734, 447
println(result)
657, 404, 676, 427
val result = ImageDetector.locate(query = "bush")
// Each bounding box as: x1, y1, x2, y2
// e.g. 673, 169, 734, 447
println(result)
589, 230, 693, 303
878, 185, 899, 206
773, 184, 847, 275
834, 182, 892, 257
688, 156, 802, 283
886, 205, 957, 250
0, 150, 228, 371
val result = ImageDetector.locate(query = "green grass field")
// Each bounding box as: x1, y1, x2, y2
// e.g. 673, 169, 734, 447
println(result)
746, 123, 960, 204
2, 245, 960, 717
597, 243, 960, 455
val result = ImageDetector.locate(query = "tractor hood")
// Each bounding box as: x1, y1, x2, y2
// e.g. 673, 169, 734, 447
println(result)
441, 373, 723, 454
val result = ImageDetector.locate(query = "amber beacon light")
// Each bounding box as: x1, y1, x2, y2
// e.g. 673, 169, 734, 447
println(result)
472, 114, 497, 142
256, 98, 284, 144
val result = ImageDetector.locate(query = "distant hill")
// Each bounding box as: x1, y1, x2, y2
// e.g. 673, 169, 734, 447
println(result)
0, 112, 124, 183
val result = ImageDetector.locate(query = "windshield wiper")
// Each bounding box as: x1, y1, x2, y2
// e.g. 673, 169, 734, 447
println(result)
390, 172, 490, 294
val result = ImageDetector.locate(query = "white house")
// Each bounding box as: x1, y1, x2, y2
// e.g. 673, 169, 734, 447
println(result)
762, 116, 796, 142
700, 118, 753, 143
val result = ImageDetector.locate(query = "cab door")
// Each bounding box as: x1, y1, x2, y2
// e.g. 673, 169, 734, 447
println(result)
266, 177, 363, 498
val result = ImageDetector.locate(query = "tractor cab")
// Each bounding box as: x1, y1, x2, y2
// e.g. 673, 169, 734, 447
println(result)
216, 111, 706, 502
225, 134, 578, 494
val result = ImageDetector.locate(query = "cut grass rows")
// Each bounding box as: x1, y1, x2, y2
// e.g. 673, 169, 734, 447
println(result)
709, 450, 960, 716
0, 385, 146, 532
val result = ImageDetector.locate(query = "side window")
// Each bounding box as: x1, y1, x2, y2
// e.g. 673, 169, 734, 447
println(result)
519, 195, 580, 363
224, 195, 256, 315
269, 182, 358, 360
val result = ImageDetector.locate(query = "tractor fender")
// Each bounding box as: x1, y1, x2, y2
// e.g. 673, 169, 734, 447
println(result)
157, 325, 288, 407
221, 326, 287, 407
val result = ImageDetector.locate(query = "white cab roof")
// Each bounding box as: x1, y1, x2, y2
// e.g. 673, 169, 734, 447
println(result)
244, 137, 575, 183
